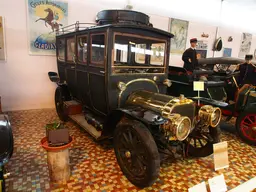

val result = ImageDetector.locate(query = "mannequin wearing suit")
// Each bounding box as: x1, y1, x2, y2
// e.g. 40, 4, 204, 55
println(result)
182, 38, 199, 72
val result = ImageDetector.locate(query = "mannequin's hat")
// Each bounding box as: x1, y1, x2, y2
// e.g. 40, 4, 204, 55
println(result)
245, 54, 253, 60
190, 38, 198, 43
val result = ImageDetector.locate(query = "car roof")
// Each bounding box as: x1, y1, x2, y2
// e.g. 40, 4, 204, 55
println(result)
56, 23, 174, 39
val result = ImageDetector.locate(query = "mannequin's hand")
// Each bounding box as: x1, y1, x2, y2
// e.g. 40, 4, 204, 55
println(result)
188, 58, 192, 63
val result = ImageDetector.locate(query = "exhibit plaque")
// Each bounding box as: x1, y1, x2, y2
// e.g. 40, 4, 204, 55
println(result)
213, 141, 229, 171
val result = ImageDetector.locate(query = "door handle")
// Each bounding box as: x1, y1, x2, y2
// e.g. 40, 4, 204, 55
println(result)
100, 71, 105, 74
71, 66, 75, 69
72, 55, 77, 64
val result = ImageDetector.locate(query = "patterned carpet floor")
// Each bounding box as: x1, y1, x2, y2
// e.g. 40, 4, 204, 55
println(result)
3, 109, 256, 192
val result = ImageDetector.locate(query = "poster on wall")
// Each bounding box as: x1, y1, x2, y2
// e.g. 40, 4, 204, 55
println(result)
0, 16, 6, 61
27, 0, 68, 55
223, 48, 232, 57
238, 32, 252, 58
196, 50, 207, 59
135, 43, 165, 65
169, 18, 189, 54
196, 40, 208, 50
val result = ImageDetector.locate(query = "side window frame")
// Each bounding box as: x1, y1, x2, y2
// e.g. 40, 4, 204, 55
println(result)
77, 34, 88, 65
57, 38, 66, 62
66, 37, 76, 64
90, 33, 106, 68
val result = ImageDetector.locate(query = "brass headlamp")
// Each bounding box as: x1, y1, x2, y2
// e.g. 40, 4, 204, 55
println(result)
198, 105, 222, 127
161, 113, 191, 141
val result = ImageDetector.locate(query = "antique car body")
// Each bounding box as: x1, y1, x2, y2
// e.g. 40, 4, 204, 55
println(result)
0, 114, 13, 192
168, 57, 256, 145
48, 10, 221, 187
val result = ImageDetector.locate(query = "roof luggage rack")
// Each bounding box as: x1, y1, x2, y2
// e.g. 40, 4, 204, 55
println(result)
56, 22, 97, 35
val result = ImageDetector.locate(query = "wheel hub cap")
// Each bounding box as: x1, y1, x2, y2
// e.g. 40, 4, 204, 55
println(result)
125, 151, 131, 158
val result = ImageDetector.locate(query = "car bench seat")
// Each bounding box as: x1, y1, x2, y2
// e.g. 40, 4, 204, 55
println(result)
0, 114, 13, 166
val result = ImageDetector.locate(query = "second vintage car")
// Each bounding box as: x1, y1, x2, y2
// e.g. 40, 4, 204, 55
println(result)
48, 10, 221, 188
168, 57, 256, 146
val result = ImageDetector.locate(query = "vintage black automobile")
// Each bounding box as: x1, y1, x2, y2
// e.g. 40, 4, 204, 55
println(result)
0, 114, 13, 192
168, 57, 256, 146
48, 10, 221, 187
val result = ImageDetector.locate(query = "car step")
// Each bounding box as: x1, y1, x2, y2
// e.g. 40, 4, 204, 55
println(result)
69, 113, 103, 140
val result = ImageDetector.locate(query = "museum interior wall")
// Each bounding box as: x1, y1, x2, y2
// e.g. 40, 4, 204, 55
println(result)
0, 0, 256, 111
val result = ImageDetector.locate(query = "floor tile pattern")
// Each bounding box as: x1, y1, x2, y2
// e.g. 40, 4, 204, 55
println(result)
3, 109, 256, 192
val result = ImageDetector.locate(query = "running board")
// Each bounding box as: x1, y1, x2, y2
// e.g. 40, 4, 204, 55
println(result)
69, 113, 102, 140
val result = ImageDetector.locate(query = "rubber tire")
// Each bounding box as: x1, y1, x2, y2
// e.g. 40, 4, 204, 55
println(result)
54, 86, 71, 122
187, 125, 220, 157
113, 119, 160, 188
236, 111, 256, 146
0, 166, 5, 192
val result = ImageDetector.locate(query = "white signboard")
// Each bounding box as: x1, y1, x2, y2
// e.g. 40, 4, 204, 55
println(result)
193, 81, 205, 91
208, 174, 227, 192
188, 181, 207, 192
213, 141, 229, 171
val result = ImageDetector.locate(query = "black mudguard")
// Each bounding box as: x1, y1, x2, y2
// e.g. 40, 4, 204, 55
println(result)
244, 103, 256, 113
191, 97, 229, 109
103, 106, 166, 136
0, 115, 13, 166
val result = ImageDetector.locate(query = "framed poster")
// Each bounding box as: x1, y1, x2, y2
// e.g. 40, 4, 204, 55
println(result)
135, 43, 165, 65
27, 0, 68, 55
169, 18, 189, 54
196, 50, 207, 59
238, 33, 252, 58
196, 40, 208, 50
0, 16, 6, 61
223, 48, 232, 57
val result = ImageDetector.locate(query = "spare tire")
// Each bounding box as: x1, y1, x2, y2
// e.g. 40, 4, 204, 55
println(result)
96, 10, 151, 26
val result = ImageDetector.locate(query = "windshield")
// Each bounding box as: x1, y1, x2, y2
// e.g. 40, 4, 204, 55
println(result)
112, 33, 167, 74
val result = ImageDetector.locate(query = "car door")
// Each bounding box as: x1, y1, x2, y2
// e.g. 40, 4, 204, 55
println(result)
87, 32, 108, 115
65, 36, 77, 98
75, 34, 91, 107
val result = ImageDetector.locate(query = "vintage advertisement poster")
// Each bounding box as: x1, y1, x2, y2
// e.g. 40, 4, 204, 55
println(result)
223, 48, 232, 57
196, 40, 208, 50
196, 50, 207, 59
135, 43, 165, 65
27, 0, 68, 55
169, 18, 189, 54
0, 16, 6, 61
238, 33, 252, 58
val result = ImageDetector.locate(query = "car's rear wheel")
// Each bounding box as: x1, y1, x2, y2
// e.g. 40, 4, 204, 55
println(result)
186, 125, 220, 157
0, 166, 5, 192
113, 118, 160, 188
55, 86, 71, 121
236, 111, 256, 146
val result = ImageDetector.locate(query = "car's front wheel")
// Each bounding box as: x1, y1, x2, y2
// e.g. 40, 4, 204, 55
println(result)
55, 86, 71, 121
186, 125, 220, 157
236, 111, 256, 146
113, 118, 160, 188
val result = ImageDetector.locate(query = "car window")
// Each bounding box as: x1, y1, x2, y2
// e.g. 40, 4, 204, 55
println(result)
67, 37, 75, 62
58, 39, 65, 61
113, 33, 166, 74
77, 36, 88, 64
91, 34, 105, 66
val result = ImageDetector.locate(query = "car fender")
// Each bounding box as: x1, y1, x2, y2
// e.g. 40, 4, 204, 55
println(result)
103, 107, 166, 136
244, 102, 256, 113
